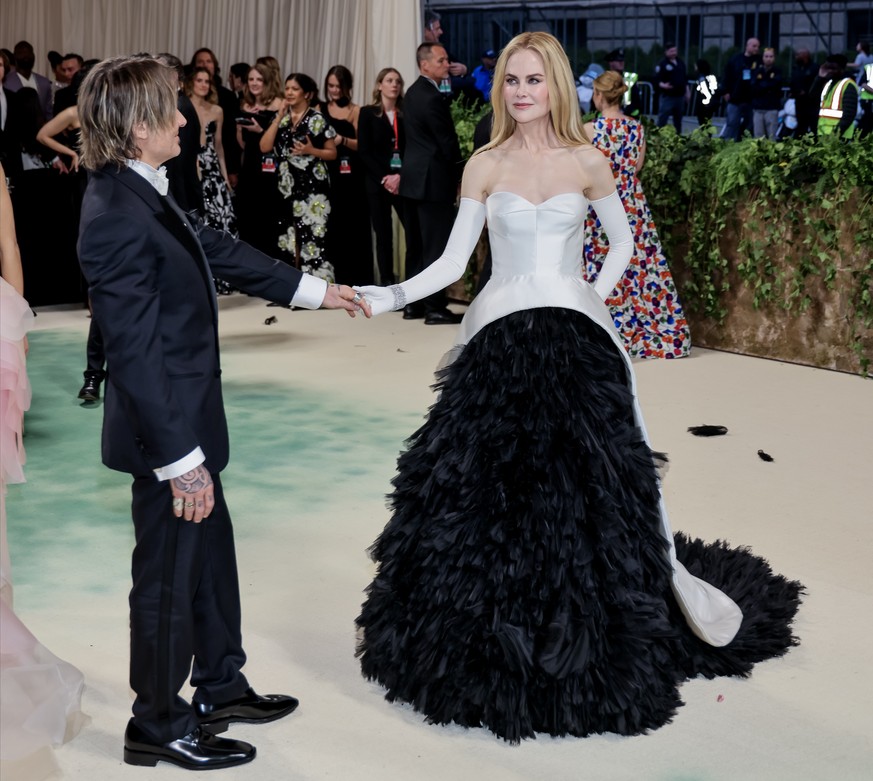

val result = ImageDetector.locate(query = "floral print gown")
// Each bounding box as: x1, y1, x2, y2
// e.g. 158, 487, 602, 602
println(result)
583, 117, 691, 359
275, 108, 335, 280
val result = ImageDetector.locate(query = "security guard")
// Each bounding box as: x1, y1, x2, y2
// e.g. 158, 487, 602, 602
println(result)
857, 61, 873, 137
815, 54, 858, 138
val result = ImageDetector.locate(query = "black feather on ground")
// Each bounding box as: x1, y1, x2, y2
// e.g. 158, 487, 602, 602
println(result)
687, 425, 728, 437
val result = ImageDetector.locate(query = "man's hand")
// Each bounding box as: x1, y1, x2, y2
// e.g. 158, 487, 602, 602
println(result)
322, 283, 372, 318
448, 62, 467, 77
171, 465, 215, 523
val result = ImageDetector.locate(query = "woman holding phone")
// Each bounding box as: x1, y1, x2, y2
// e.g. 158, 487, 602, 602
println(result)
260, 73, 337, 279
235, 62, 283, 254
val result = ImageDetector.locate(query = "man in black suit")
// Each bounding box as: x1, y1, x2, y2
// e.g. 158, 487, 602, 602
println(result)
76, 55, 368, 771
399, 42, 463, 324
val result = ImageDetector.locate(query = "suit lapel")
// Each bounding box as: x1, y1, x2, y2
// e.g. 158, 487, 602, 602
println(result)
111, 167, 218, 323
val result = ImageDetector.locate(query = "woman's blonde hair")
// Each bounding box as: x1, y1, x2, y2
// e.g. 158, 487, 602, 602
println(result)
591, 70, 627, 107
185, 66, 217, 104
479, 31, 589, 153
78, 55, 178, 170
370, 67, 404, 115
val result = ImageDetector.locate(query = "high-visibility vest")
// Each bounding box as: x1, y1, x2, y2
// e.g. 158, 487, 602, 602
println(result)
860, 63, 873, 101
623, 71, 639, 108
818, 78, 857, 136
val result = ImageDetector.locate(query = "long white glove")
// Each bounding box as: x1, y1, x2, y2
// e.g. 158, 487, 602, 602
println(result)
355, 197, 486, 315
589, 191, 633, 301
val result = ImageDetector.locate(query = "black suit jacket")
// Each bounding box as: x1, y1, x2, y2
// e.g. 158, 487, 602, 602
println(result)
78, 165, 303, 477
357, 104, 406, 194
398, 76, 461, 203
0, 88, 23, 178
216, 84, 241, 176
164, 92, 204, 213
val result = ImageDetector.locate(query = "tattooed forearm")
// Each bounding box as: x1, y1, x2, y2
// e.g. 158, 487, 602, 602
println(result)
172, 466, 214, 494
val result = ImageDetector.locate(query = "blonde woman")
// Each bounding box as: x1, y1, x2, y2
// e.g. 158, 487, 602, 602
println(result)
583, 69, 691, 358
353, 33, 801, 742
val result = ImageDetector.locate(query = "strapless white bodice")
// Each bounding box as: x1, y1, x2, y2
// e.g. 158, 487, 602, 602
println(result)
487, 191, 588, 278
448, 191, 744, 649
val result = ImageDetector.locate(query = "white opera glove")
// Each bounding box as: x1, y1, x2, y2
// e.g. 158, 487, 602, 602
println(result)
589, 191, 633, 301
355, 197, 486, 316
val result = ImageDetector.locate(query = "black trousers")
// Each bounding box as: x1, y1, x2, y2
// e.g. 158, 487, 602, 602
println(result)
404, 199, 455, 312
365, 186, 420, 285
129, 472, 249, 742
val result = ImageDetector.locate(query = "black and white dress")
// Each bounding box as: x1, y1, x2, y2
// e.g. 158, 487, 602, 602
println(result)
356, 191, 803, 743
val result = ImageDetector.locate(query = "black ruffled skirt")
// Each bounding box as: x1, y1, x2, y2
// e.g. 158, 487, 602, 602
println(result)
356, 309, 803, 742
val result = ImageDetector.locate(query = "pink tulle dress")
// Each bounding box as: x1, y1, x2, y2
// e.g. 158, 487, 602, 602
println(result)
1, 277, 88, 780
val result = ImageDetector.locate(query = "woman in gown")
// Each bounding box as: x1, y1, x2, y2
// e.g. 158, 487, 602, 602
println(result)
320, 66, 374, 285
358, 67, 415, 286
187, 67, 238, 294
352, 33, 802, 743
260, 73, 337, 280
0, 164, 88, 779
187, 67, 237, 235
583, 71, 691, 359
235, 63, 283, 255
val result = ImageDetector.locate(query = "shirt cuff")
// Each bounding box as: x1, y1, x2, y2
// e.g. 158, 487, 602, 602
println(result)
290, 275, 328, 309
153, 447, 206, 481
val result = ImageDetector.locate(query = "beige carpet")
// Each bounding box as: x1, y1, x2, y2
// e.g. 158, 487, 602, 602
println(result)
8, 295, 872, 781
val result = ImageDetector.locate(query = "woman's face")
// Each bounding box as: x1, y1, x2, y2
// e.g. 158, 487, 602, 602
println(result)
326, 74, 342, 102
192, 71, 211, 98
378, 71, 402, 101
285, 79, 309, 109
248, 69, 264, 96
763, 50, 776, 67
503, 49, 550, 125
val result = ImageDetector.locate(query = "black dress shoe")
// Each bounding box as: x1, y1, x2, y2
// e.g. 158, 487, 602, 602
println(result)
424, 308, 463, 325
123, 721, 255, 770
402, 304, 425, 319
77, 371, 104, 402
195, 687, 299, 733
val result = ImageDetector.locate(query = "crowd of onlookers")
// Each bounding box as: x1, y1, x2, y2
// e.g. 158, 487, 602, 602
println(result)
579, 38, 872, 140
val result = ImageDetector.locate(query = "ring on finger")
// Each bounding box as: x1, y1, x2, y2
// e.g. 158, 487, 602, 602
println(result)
185, 501, 195, 508
352, 292, 362, 303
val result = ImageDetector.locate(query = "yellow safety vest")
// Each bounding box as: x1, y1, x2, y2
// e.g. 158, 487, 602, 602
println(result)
818, 78, 857, 137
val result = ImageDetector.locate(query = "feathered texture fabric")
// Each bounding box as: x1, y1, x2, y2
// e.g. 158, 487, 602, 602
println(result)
356, 309, 803, 743
687, 425, 728, 437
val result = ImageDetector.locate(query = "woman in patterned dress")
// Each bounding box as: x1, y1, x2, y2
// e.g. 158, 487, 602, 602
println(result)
583, 71, 691, 359
187, 67, 237, 235
260, 73, 337, 280
187, 67, 238, 293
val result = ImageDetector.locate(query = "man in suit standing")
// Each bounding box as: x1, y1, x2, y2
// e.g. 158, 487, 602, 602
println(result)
399, 42, 463, 324
4, 41, 53, 121
76, 55, 368, 771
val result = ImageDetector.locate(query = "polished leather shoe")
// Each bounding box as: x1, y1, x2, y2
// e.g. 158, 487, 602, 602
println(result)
123, 721, 255, 770
195, 687, 299, 733
424, 308, 463, 325
402, 304, 425, 319
77, 372, 103, 402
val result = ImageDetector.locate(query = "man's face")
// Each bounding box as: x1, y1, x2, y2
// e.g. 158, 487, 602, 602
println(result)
746, 39, 760, 57
194, 52, 215, 76
424, 20, 443, 43
795, 49, 810, 65
421, 46, 450, 82
608, 58, 625, 73
137, 110, 186, 168
13, 45, 35, 73
60, 58, 81, 82
665, 46, 678, 60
